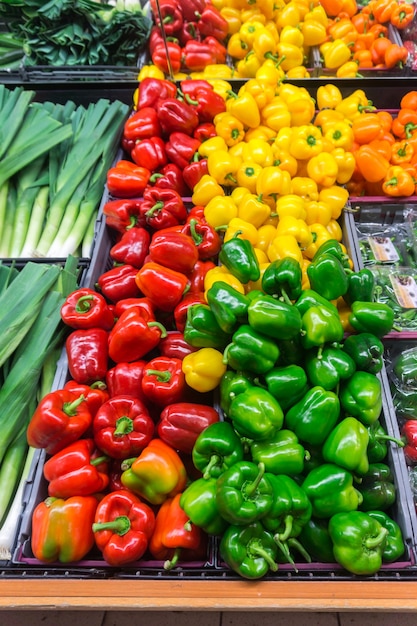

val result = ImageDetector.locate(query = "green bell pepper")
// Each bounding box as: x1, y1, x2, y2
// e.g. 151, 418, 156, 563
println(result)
357, 462, 396, 512
261, 257, 302, 303
348, 301, 395, 337
206, 281, 250, 334
298, 517, 335, 563
367, 420, 405, 463
339, 371, 382, 426
301, 305, 344, 350
343, 268, 375, 306
367, 510, 405, 563
250, 429, 309, 476
192, 421, 244, 479
247, 293, 302, 340
263, 364, 309, 411
223, 324, 280, 375
219, 369, 254, 417
180, 476, 229, 536
262, 473, 312, 539
276, 336, 304, 366
307, 253, 349, 301
215, 460, 273, 525
184, 303, 230, 349
285, 386, 340, 446
229, 387, 284, 441
219, 521, 278, 579
305, 346, 356, 391
294, 289, 339, 318
328, 511, 388, 575
342, 332, 384, 375
313, 239, 351, 269
393, 348, 417, 386
302, 463, 363, 519
322, 417, 370, 476
218, 233, 260, 284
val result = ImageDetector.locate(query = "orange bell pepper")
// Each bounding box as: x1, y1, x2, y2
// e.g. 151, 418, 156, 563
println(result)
352, 113, 384, 145
384, 42, 409, 69
392, 109, 417, 140
354, 144, 390, 182
382, 165, 416, 197
391, 140, 414, 165
400, 91, 417, 111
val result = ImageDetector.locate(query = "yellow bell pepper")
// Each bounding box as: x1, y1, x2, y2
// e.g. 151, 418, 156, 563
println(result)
236, 52, 262, 78
204, 196, 238, 229
292, 0, 311, 20
336, 61, 360, 79
318, 186, 349, 219
324, 122, 354, 151
231, 185, 251, 205
261, 97, 292, 132
252, 27, 278, 63
291, 176, 319, 201
224, 217, 259, 245
182, 348, 227, 394
237, 193, 271, 228
331, 148, 356, 185
326, 219, 343, 242
289, 125, 324, 160
280, 25, 304, 47
303, 223, 333, 259
275, 215, 313, 248
276, 43, 304, 72
304, 4, 329, 27
301, 258, 311, 290
256, 0, 279, 21
192, 174, 225, 206
238, 78, 275, 111
285, 93, 316, 126
240, 20, 266, 46
301, 19, 327, 47
228, 142, 246, 160
306, 152, 338, 188
204, 266, 245, 295
244, 125, 277, 143
316, 84, 343, 110
256, 165, 292, 198
257, 224, 277, 253
272, 148, 298, 177
242, 138, 274, 166
273, 127, 294, 152
286, 66, 311, 79
336, 300, 355, 333
267, 234, 303, 264
278, 82, 310, 103
314, 109, 347, 134
220, 7, 242, 35
254, 248, 269, 265
203, 79, 233, 100
275, 2, 301, 29
241, 8, 267, 24
246, 262, 270, 293
198, 136, 229, 158
214, 112, 245, 147
236, 162, 263, 193
207, 150, 241, 187
275, 194, 306, 220
255, 59, 285, 85
227, 32, 250, 60
304, 200, 332, 226
322, 39, 352, 70
137, 64, 164, 81
226, 90, 261, 129
335, 90, 374, 121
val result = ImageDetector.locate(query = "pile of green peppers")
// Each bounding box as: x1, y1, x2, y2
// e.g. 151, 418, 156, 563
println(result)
181, 239, 407, 580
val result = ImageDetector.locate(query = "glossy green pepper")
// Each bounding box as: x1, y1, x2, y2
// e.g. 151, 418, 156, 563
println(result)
180, 476, 229, 536
349, 301, 395, 337
285, 386, 340, 446
339, 371, 382, 426
250, 429, 309, 476
261, 256, 302, 303
367, 510, 405, 563
357, 462, 396, 512
219, 521, 279, 579
329, 511, 388, 575
218, 233, 260, 284
301, 305, 344, 350
342, 332, 384, 375
393, 348, 417, 386
192, 421, 244, 479
294, 289, 339, 318
305, 346, 356, 391
263, 364, 309, 411
215, 461, 273, 525
313, 239, 351, 269
322, 417, 370, 476
343, 268, 375, 306
229, 387, 284, 441
307, 253, 349, 301
223, 324, 280, 375
219, 370, 254, 417
302, 463, 363, 519
367, 420, 405, 463
184, 303, 230, 349
298, 517, 335, 563
206, 281, 250, 334
263, 473, 312, 539
248, 293, 302, 340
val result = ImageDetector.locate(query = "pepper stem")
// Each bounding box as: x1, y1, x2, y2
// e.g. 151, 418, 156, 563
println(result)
280, 288, 293, 306
92, 515, 131, 536
274, 537, 298, 572
376, 434, 405, 448
113, 416, 133, 436
90, 455, 109, 466
147, 321, 168, 338
277, 514, 293, 543
144, 369, 172, 383
364, 527, 389, 549
188, 218, 203, 246
244, 462, 265, 499
202, 454, 222, 480
248, 539, 278, 572
164, 547, 181, 570
145, 201, 164, 217
75, 294, 94, 313
63, 394, 86, 416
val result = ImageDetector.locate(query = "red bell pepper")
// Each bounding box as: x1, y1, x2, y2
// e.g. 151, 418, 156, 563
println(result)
150, 0, 184, 36
44, 438, 109, 498
148, 25, 166, 55
141, 356, 186, 407
149, 229, 199, 275
109, 227, 151, 269
188, 259, 217, 293
108, 306, 167, 363
102, 198, 145, 233
148, 493, 206, 569
152, 41, 183, 75
93, 395, 155, 459
196, 5, 228, 42
137, 77, 177, 109
174, 291, 206, 333
147, 163, 190, 196
108, 459, 125, 492
203, 36, 227, 64
106, 361, 147, 401
180, 80, 226, 123
92, 489, 155, 566
114, 296, 155, 320
107, 161, 151, 198
184, 217, 222, 260
193, 123, 217, 142
158, 330, 198, 360
27, 389, 93, 455
179, 21, 199, 46
182, 157, 209, 190
63, 380, 109, 418
123, 107, 162, 142
135, 261, 191, 312
182, 40, 216, 72
66, 328, 109, 386
97, 264, 141, 303
131, 136, 168, 171
61, 288, 115, 331
178, 0, 205, 22
157, 402, 220, 454
402, 421, 417, 464
140, 187, 187, 231
156, 98, 200, 137
165, 132, 201, 170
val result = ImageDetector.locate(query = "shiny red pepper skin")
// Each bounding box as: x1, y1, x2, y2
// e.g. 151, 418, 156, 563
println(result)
196, 5, 228, 42
93, 396, 155, 460
107, 161, 151, 198
135, 261, 191, 312
402, 421, 417, 464
44, 438, 110, 498
182, 157, 209, 190
156, 98, 200, 136
109, 227, 150, 269
174, 292, 206, 333
150, 0, 184, 35
179, 21, 199, 45
97, 264, 141, 303
203, 36, 227, 64
108, 306, 167, 363
27, 389, 93, 455
66, 328, 109, 386
152, 42, 183, 76
140, 188, 187, 231
149, 229, 199, 275
157, 402, 220, 454
193, 123, 217, 142
158, 330, 198, 360
137, 77, 177, 109
165, 132, 201, 170
102, 199, 145, 233
123, 107, 162, 142
189, 260, 217, 293
178, 0, 205, 22
114, 297, 155, 320
184, 217, 222, 260
180, 80, 226, 123
182, 40, 216, 72
147, 163, 190, 196
106, 361, 147, 401
63, 380, 110, 418
61, 288, 115, 331
131, 136, 168, 171
142, 356, 186, 407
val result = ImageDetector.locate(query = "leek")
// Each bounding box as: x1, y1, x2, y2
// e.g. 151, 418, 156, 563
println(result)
0, 422, 30, 526
19, 186, 49, 258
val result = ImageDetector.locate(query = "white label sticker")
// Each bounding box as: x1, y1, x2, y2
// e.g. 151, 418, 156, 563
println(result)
390, 273, 417, 309
368, 236, 400, 262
